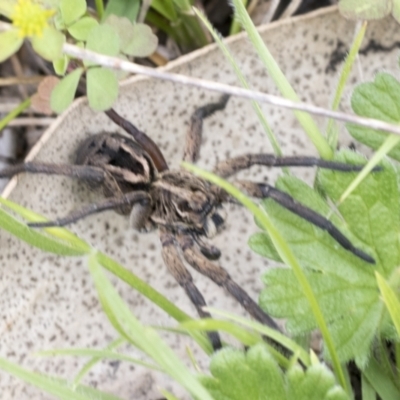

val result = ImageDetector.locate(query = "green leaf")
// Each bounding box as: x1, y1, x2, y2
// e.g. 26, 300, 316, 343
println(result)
339, 0, 392, 20
86, 67, 118, 111
248, 232, 282, 262
347, 72, 400, 161
150, 0, 178, 20
60, 0, 86, 25
31, 26, 65, 61
103, 0, 140, 23
104, 15, 135, 49
68, 16, 99, 41
124, 23, 158, 57
50, 68, 83, 113
259, 151, 400, 363
53, 54, 69, 75
200, 343, 348, 400
86, 24, 120, 58
0, 29, 23, 62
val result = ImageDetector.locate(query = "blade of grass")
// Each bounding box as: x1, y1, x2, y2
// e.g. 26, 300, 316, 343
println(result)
339, 134, 400, 204
0, 97, 31, 131
362, 357, 400, 400
38, 348, 162, 372
230, 0, 332, 159
88, 252, 216, 400
200, 307, 310, 367
0, 197, 90, 252
96, 252, 213, 354
194, 7, 282, 156
182, 162, 348, 394
0, 356, 122, 400
375, 271, 400, 336
0, 207, 88, 255
326, 21, 367, 148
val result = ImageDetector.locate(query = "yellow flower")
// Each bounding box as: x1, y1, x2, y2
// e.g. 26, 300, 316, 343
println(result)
11, 0, 55, 38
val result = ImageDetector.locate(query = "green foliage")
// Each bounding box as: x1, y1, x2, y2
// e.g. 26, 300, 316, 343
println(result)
252, 152, 400, 364
86, 67, 118, 111
200, 343, 349, 400
51, 67, 83, 113
0, 29, 23, 62
103, 0, 140, 23
347, 73, 400, 160
338, 0, 395, 20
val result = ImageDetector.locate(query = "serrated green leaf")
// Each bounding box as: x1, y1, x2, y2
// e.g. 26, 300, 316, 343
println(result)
86, 24, 120, 58
86, 67, 118, 111
68, 16, 98, 41
0, 29, 23, 62
200, 344, 348, 400
50, 68, 83, 113
31, 26, 65, 61
347, 73, 400, 161
248, 232, 282, 262
259, 152, 400, 363
52, 54, 69, 75
103, 0, 140, 23
60, 0, 86, 25
124, 23, 158, 57
338, 0, 391, 20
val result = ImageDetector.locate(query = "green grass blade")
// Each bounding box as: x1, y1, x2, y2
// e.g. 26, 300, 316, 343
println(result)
182, 162, 348, 393
0, 206, 88, 256
230, 0, 332, 159
0, 356, 122, 400
339, 134, 400, 204
194, 7, 282, 156
362, 357, 400, 400
326, 21, 367, 148
0, 197, 90, 252
0, 97, 31, 131
375, 271, 400, 336
199, 307, 310, 367
88, 252, 215, 400
38, 348, 162, 372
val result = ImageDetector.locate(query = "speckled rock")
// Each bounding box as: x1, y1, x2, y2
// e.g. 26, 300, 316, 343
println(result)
1, 6, 400, 400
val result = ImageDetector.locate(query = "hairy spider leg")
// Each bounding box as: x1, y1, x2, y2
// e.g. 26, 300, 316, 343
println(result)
160, 228, 222, 349
213, 155, 376, 263
183, 94, 230, 163
235, 180, 374, 264
28, 192, 150, 228
176, 232, 282, 332
0, 162, 105, 182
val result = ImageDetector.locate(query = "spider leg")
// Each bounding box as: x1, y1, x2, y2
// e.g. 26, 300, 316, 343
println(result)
214, 154, 380, 178
159, 228, 222, 350
28, 192, 150, 228
176, 232, 282, 332
0, 162, 105, 182
235, 180, 375, 264
183, 94, 230, 162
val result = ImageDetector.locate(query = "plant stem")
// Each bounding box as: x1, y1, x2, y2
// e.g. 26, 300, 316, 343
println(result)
0, 97, 31, 131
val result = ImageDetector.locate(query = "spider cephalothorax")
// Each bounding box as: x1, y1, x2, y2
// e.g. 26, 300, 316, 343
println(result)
0, 95, 376, 350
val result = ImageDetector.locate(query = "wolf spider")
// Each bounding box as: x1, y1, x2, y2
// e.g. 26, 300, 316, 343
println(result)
0, 95, 374, 350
